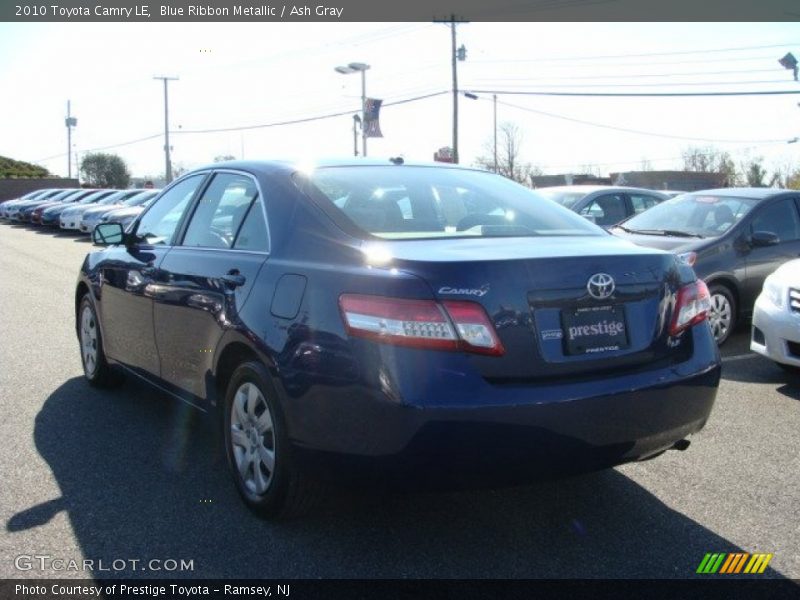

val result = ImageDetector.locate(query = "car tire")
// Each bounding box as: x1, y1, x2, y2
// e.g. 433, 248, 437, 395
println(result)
708, 284, 736, 346
78, 294, 123, 388
223, 361, 324, 519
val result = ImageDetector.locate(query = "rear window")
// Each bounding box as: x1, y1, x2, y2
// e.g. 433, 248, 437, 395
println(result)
297, 166, 601, 240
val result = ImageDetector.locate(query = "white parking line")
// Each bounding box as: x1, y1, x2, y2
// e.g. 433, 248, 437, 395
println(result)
722, 353, 758, 363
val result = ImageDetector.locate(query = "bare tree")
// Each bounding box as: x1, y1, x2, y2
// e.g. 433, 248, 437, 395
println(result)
474, 122, 540, 185
682, 145, 739, 186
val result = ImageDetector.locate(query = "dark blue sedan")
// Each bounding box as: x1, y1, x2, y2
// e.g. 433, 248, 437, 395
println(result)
77, 159, 721, 518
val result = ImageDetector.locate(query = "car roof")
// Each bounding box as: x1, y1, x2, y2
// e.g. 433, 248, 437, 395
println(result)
535, 185, 666, 194
198, 157, 486, 175
682, 187, 790, 200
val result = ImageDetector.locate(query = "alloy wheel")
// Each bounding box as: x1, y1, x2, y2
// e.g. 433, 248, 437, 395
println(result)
230, 382, 276, 497
708, 292, 732, 343
80, 305, 98, 377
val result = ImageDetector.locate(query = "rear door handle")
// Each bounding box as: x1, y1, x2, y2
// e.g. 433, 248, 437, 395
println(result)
222, 270, 246, 288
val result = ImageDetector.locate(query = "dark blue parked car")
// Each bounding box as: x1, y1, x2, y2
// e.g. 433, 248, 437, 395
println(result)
78, 159, 721, 518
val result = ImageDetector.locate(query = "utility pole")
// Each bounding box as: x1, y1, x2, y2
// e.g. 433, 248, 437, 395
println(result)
153, 75, 178, 183
65, 101, 77, 178
436, 15, 468, 164
493, 94, 498, 173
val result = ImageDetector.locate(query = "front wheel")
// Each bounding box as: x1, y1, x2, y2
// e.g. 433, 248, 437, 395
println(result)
223, 361, 324, 519
78, 294, 122, 387
707, 285, 736, 346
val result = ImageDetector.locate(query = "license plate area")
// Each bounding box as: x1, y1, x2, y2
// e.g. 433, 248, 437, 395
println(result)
561, 305, 629, 355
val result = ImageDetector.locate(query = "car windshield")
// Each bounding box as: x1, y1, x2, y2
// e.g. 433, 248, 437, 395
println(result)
122, 191, 157, 206
619, 193, 758, 238
299, 166, 602, 240
536, 189, 589, 209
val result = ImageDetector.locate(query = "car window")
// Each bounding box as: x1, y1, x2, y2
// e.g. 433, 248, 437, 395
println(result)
233, 195, 269, 252
135, 175, 204, 245
536, 190, 588, 209
182, 173, 259, 249
751, 199, 800, 243
629, 193, 662, 214
299, 166, 601, 240
623, 193, 757, 237
580, 194, 627, 226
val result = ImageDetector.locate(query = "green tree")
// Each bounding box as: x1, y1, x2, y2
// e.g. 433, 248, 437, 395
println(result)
742, 157, 768, 187
0, 156, 50, 178
80, 153, 131, 188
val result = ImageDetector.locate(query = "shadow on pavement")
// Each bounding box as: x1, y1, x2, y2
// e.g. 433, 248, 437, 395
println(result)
7, 376, 783, 579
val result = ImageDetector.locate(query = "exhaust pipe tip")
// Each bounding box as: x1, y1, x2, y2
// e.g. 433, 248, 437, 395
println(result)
672, 439, 691, 451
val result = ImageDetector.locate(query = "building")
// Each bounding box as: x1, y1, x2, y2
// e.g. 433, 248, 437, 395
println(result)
609, 171, 727, 191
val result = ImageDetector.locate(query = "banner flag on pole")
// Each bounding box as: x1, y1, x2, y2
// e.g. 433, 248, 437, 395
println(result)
364, 98, 383, 138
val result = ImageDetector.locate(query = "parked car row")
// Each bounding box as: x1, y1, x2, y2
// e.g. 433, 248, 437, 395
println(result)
0, 186, 160, 234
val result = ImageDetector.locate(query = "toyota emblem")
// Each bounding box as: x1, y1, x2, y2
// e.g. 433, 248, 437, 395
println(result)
587, 273, 615, 300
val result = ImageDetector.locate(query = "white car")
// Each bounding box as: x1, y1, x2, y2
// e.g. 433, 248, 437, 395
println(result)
751, 259, 800, 370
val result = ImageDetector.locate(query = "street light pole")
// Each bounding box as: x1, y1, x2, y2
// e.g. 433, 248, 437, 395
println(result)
335, 62, 370, 157
352, 114, 361, 156
65, 100, 77, 179
154, 75, 178, 183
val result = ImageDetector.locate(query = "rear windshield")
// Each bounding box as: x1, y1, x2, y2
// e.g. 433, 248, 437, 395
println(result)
620, 193, 758, 238
298, 166, 602, 240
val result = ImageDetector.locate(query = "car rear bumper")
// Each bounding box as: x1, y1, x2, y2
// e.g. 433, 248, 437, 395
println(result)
285, 325, 721, 485
751, 295, 800, 367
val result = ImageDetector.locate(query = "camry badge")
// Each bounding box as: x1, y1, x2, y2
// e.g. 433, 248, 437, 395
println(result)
587, 273, 615, 300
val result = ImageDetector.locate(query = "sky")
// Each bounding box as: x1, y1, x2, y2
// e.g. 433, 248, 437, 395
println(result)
0, 21, 798, 181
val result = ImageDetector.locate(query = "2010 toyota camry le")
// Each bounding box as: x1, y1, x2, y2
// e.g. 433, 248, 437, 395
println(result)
76, 159, 721, 518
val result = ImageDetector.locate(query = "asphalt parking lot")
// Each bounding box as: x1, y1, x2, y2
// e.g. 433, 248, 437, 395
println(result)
0, 222, 797, 580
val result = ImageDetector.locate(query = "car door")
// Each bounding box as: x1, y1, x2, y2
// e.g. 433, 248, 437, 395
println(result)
742, 196, 800, 310
98, 174, 207, 376
152, 171, 269, 400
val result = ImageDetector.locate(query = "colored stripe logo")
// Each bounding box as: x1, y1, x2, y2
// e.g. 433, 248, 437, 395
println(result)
697, 552, 773, 574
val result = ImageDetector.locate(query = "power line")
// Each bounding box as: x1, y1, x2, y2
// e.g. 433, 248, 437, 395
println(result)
465, 79, 793, 89
492, 98, 787, 144
32, 133, 163, 162
30, 91, 449, 162
467, 89, 800, 97
470, 42, 798, 65
174, 91, 448, 135
468, 67, 781, 82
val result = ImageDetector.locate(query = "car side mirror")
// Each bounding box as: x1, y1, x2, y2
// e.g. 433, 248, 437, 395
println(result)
750, 230, 779, 247
93, 222, 125, 246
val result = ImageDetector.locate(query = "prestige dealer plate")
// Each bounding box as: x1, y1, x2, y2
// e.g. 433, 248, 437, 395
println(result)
561, 305, 629, 355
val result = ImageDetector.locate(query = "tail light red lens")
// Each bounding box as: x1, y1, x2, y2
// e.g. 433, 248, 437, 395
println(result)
339, 294, 504, 356
669, 280, 711, 336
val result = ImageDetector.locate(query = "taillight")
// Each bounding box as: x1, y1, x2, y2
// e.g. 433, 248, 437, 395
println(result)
339, 294, 504, 356
669, 280, 711, 336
